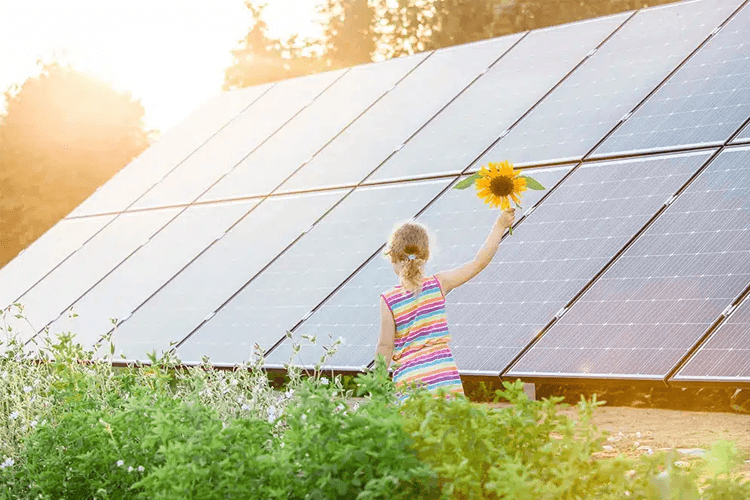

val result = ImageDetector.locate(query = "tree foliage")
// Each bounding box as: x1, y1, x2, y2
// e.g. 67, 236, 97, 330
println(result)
225, 0, 680, 85
0, 61, 150, 268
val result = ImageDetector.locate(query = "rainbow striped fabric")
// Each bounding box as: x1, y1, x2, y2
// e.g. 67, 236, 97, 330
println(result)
381, 275, 464, 402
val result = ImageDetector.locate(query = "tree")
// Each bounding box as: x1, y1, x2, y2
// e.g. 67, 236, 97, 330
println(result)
224, 2, 327, 90
319, 0, 377, 68
0, 61, 151, 268
376, 0, 680, 59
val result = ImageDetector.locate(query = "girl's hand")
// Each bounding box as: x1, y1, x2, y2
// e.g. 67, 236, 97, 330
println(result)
497, 208, 516, 229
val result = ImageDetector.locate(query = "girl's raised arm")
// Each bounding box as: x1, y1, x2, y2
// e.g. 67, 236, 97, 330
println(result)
435, 208, 515, 295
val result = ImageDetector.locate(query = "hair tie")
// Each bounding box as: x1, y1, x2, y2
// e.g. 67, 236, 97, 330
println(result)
407, 254, 416, 261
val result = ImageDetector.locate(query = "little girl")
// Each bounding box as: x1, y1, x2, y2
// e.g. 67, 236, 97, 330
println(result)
377, 208, 516, 401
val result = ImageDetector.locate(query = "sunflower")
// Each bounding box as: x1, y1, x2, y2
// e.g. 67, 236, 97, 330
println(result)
475, 161, 527, 209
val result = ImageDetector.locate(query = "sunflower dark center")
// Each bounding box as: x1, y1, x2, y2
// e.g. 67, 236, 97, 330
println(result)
489, 175, 514, 197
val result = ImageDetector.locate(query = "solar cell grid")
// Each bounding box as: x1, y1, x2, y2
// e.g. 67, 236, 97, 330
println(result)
366, 13, 628, 183
274, 35, 523, 194
673, 293, 750, 383
199, 54, 428, 202
264, 166, 571, 370
0, 215, 115, 313
508, 146, 750, 380
129, 69, 346, 210
475, 0, 740, 167
177, 179, 452, 366
6, 208, 182, 346
107, 190, 345, 361
594, 2, 750, 157
47, 199, 259, 350
68, 84, 271, 217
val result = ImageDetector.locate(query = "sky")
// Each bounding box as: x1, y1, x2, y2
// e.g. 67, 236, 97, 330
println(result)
0, 0, 324, 133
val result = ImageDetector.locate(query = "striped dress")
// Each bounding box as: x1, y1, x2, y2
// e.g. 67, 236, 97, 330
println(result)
381, 275, 464, 402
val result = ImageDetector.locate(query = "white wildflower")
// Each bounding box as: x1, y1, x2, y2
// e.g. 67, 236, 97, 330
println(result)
301, 414, 307, 421
335, 404, 345, 412
241, 404, 251, 411
285, 389, 294, 399
23, 386, 32, 393
9, 411, 19, 420
230, 379, 238, 386
0, 371, 7, 379
128, 466, 134, 473
0, 457, 14, 469
137, 466, 144, 472
267, 406, 278, 423
30, 420, 37, 428
320, 377, 329, 386
116, 460, 124, 467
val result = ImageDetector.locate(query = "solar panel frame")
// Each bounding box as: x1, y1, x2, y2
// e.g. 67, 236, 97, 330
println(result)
46, 199, 261, 350
264, 166, 573, 371
197, 53, 430, 202
733, 122, 750, 143
105, 190, 347, 362
473, 0, 741, 168
671, 290, 750, 385
176, 179, 453, 366
365, 13, 630, 183
273, 34, 525, 194
68, 84, 272, 218
507, 146, 750, 382
592, 2, 750, 158
129, 68, 347, 211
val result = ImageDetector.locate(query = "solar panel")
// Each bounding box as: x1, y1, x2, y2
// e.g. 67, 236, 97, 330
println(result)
366, 14, 628, 183
129, 69, 346, 210
593, 3, 750, 157
673, 293, 750, 383
198, 54, 429, 202
274, 35, 524, 194
475, 0, 739, 167
264, 166, 571, 370
107, 190, 345, 361
508, 146, 750, 381
7, 208, 182, 345
177, 179, 452, 366
68, 85, 271, 217
0, 215, 115, 313
45, 199, 260, 350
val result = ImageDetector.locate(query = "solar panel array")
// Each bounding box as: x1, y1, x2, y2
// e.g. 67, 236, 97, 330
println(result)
3, 0, 750, 387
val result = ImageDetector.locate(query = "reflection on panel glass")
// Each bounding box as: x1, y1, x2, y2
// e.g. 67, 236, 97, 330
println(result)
367, 14, 627, 182
673, 293, 750, 383
265, 167, 570, 370
109, 191, 345, 361
276, 35, 522, 193
510, 147, 750, 380
0, 215, 115, 312
130, 69, 345, 210
477, 0, 738, 167
9, 209, 182, 345
179, 180, 451, 366
595, 4, 750, 156
200, 54, 427, 202
47, 200, 259, 350
69, 85, 270, 217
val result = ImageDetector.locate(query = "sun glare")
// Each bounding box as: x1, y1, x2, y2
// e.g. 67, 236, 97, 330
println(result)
0, 0, 323, 133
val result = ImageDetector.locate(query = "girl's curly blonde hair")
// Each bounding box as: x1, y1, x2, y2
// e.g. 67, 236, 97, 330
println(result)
384, 220, 430, 293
